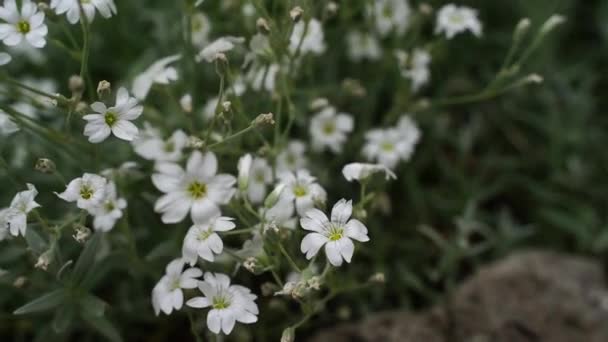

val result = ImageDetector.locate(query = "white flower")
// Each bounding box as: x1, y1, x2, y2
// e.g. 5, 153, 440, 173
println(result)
196, 36, 244, 63
246, 62, 279, 92
0, 0, 47, 48
263, 197, 296, 230
180, 93, 193, 112
347, 31, 382, 62
152, 258, 202, 316
367, 0, 411, 37
153, 151, 236, 224
243, 157, 273, 203
133, 128, 189, 163
237, 154, 253, 191
278, 169, 326, 216
191, 12, 211, 47
132, 54, 181, 100
83, 87, 143, 143
0, 109, 19, 135
202, 96, 219, 121
88, 182, 127, 232
396, 115, 421, 147
300, 199, 369, 267
50, 0, 117, 25
310, 106, 354, 153
56, 173, 107, 210
289, 18, 325, 55
342, 163, 397, 182
435, 4, 482, 39
276, 140, 307, 173
363, 116, 420, 169
182, 216, 236, 264
186, 273, 258, 335
0, 183, 40, 237
0, 51, 10, 65
396, 49, 431, 91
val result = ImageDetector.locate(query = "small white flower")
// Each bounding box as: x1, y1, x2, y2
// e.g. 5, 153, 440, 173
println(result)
237, 154, 253, 191
342, 163, 397, 182
56, 173, 107, 210
276, 140, 308, 173
0, 183, 40, 237
88, 182, 127, 232
152, 258, 202, 316
289, 18, 325, 55
191, 12, 211, 47
310, 106, 354, 153
363, 116, 420, 169
245, 157, 273, 203
300, 199, 369, 267
153, 151, 236, 224
278, 169, 327, 216
435, 4, 482, 39
182, 216, 236, 264
263, 197, 297, 230
83, 87, 143, 143
50, 0, 117, 25
180, 93, 193, 113
0, 0, 48, 48
202, 96, 219, 121
246, 62, 279, 92
132, 54, 181, 100
186, 273, 258, 335
347, 31, 382, 62
133, 128, 189, 163
0, 109, 19, 135
367, 0, 411, 37
196, 36, 245, 63
396, 49, 431, 91
0, 51, 10, 65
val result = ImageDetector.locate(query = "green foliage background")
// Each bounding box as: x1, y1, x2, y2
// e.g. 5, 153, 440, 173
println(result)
1, 0, 606, 340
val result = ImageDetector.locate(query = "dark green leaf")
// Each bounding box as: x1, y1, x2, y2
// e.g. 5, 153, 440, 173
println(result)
79, 293, 107, 318
71, 232, 102, 285
82, 313, 123, 342
52, 304, 74, 333
14, 289, 66, 315
25, 227, 48, 254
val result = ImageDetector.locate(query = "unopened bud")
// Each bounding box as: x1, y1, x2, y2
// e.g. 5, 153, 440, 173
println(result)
418, 3, 433, 15
68, 75, 84, 95
264, 183, 285, 208
306, 276, 322, 290
524, 73, 543, 84
252, 112, 275, 126
75, 101, 88, 113
214, 52, 227, 63
309, 97, 329, 111
256, 17, 271, 34
97, 80, 111, 98
35, 250, 52, 271
35, 158, 56, 174
72, 224, 91, 244
222, 101, 232, 113
369, 272, 386, 284
325, 2, 339, 16
539, 14, 566, 36
37, 2, 50, 13
13, 276, 27, 288
243, 257, 258, 273
342, 78, 366, 97
188, 136, 205, 149
180, 94, 193, 113
281, 327, 295, 342
513, 18, 531, 43
290, 6, 303, 22
238, 154, 253, 192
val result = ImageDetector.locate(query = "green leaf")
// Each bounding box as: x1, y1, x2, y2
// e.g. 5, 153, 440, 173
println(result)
14, 289, 66, 315
79, 293, 107, 318
25, 227, 48, 254
52, 304, 74, 333
82, 313, 123, 342
71, 232, 102, 285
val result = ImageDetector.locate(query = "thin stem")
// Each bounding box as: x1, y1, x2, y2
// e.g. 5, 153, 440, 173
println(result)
187, 311, 203, 342
207, 125, 257, 149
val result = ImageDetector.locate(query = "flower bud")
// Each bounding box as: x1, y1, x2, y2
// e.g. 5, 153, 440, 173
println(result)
222, 101, 232, 113
243, 257, 258, 273
237, 154, 253, 192
281, 327, 295, 342
97, 80, 111, 98
256, 17, 271, 34
369, 272, 386, 284
68, 75, 84, 96
306, 276, 322, 291
188, 136, 205, 149
539, 14, 566, 36
524, 73, 543, 84
180, 94, 193, 113
252, 112, 275, 126
309, 97, 329, 111
418, 3, 433, 15
325, 2, 339, 17
513, 18, 531, 44
72, 224, 92, 244
35, 250, 52, 271
264, 183, 285, 208
13, 276, 27, 288
289, 6, 303, 22
35, 158, 56, 174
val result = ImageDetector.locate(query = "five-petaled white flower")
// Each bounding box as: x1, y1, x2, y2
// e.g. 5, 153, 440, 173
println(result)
83, 87, 143, 143
132, 54, 181, 100
367, 0, 411, 37
396, 49, 431, 91
152, 258, 202, 316
196, 36, 244, 63
310, 106, 354, 154
278, 169, 327, 216
347, 30, 382, 62
88, 181, 127, 232
50, 0, 117, 25
300, 199, 369, 267
0, 183, 40, 237
133, 127, 189, 163
276, 140, 308, 173
153, 151, 236, 224
435, 4, 482, 39
363, 115, 420, 169
182, 215, 236, 264
342, 163, 397, 182
186, 272, 258, 335
238, 155, 273, 204
0, 0, 48, 48
56, 173, 107, 210
289, 18, 325, 55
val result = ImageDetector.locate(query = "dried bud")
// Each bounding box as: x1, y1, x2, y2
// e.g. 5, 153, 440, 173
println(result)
342, 78, 366, 97
369, 272, 386, 284
13, 276, 27, 288
35, 251, 52, 271
75, 101, 88, 113
309, 97, 329, 111
72, 224, 92, 244
264, 183, 285, 208
35, 158, 56, 174
256, 17, 271, 34
418, 3, 433, 15
180, 94, 193, 113
222, 101, 232, 113
325, 2, 339, 16
252, 112, 275, 126
214, 52, 228, 63
524, 73, 543, 84
97, 80, 111, 98
68, 75, 84, 95
243, 257, 258, 273
188, 136, 205, 149
306, 276, 322, 291
539, 14, 566, 36
289, 6, 303, 22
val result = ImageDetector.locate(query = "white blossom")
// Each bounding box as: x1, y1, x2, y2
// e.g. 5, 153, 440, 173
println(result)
88, 182, 127, 232
182, 216, 236, 264
0, 183, 40, 237
0, 0, 48, 48
186, 273, 258, 335
342, 163, 397, 182
153, 151, 236, 224
0, 51, 10, 65
289, 18, 325, 55
245, 157, 273, 203
133, 128, 189, 163
152, 258, 202, 316
347, 31, 382, 61
191, 12, 211, 47
367, 0, 411, 37
300, 199, 369, 266
363, 116, 420, 169
83, 87, 143, 143
278, 169, 327, 216
310, 106, 354, 153
276, 140, 308, 173
56, 173, 107, 210
396, 49, 431, 91
435, 4, 482, 39
196, 36, 244, 63
132, 55, 181, 100
0, 109, 19, 135
50, 0, 117, 25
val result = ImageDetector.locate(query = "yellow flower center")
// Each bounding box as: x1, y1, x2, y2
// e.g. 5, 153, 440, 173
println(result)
197, 229, 213, 241
104, 201, 115, 211
328, 225, 344, 241
293, 185, 307, 197
322, 122, 336, 135
80, 186, 94, 200
17, 20, 30, 34
381, 142, 394, 152
212, 296, 230, 309
164, 141, 175, 152
188, 181, 207, 199
104, 111, 118, 126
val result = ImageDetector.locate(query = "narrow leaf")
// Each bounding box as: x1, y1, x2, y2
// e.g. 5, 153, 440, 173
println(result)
82, 313, 123, 342
71, 232, 102, 285
14, 289, 66, 315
